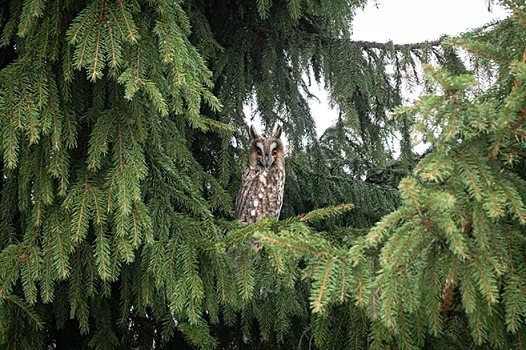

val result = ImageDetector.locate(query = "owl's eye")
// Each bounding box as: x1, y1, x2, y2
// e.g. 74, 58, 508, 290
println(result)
256, 149, 262, 156
272, 149, 278, 156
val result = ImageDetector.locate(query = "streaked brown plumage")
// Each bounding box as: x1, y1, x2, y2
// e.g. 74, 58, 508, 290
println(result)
235, 124, 285, 225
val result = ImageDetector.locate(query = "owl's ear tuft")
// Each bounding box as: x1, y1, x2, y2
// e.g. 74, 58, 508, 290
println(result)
249, 124, 261, 139
272, 123, 282, 138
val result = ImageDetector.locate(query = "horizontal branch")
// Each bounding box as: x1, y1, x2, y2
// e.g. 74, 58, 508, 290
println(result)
354, 39, 443, 51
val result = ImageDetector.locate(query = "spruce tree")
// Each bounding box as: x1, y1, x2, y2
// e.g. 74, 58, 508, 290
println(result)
354, 5, 526, 347
256, 2, 526, 349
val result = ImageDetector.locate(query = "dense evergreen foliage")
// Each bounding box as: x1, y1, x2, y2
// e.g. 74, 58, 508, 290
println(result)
0, 0, 525, 349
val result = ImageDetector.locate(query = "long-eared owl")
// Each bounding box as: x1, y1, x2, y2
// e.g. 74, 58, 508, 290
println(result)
235, 124, 285, 225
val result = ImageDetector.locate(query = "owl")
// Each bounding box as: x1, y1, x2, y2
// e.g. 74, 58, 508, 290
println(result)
235, 124, 285, 225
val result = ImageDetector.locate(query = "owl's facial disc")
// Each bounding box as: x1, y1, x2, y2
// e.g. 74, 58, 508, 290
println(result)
255, 143, 276, 168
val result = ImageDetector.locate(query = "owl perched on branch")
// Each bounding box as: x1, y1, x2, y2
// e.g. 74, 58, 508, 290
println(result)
235, 124, 285, 225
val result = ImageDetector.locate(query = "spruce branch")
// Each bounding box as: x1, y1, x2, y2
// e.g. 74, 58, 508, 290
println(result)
354, 38, 443, 51
311, 258, 336, 313
4, 294, 44, 330
298, 203, 354, 223
221, 217, 275, 249
501, 0, 526, 28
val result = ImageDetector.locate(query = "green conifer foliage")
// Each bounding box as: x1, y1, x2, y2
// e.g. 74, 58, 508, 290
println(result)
0, 0, 224, 347
223, 1, 526, 349
323, 3, 526, 349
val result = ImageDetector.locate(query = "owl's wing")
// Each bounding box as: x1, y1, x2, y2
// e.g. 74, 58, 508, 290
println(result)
272, 166, 286, 219
235, 165, 256, 221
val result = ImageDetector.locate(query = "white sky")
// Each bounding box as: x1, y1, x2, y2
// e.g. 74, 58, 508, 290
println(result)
312, 0, 511, 135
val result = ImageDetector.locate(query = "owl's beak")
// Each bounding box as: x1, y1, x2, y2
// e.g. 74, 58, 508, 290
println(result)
260, 156, 275, 168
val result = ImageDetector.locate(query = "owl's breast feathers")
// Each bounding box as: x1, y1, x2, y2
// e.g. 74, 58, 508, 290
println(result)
235, 164, 285, 224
